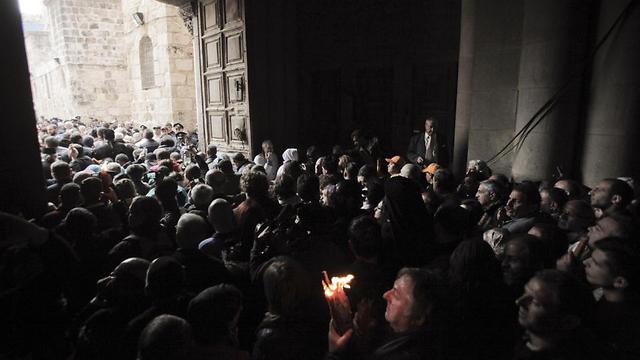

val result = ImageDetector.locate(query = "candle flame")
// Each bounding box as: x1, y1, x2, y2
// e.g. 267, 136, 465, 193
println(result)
322, 271, 354, 297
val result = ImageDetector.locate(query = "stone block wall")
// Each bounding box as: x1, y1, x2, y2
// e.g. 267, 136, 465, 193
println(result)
31, 0, 132, 122
24, 0, 196, 128
121, 0, 197, 130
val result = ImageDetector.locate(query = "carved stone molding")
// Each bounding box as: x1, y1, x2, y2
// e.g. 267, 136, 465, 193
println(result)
153, 0, 196, 36
178, 2, 196, 36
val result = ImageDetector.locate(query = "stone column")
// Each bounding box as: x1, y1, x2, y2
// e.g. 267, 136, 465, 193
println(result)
452, 0, 475, 178
580, 0, 640, 186
511, 0, 590, 182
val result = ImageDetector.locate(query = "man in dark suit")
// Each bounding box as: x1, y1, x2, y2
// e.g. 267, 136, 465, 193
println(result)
407, 116, 447, 168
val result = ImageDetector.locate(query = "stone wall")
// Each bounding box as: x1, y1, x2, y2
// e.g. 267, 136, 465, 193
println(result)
24, 0, 196, 129
36, 0, 131, 122
121, 0, 196, 130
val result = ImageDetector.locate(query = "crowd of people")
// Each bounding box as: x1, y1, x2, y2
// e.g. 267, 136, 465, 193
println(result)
1, 115, 639, 360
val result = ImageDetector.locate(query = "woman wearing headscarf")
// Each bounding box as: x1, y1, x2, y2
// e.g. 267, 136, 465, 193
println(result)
276, 148, 299, 178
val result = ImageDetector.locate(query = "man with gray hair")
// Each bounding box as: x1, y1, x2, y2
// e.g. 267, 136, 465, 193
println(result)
476, 179, 506, 232
254, 139, 279, 181
187, 184, 214, 220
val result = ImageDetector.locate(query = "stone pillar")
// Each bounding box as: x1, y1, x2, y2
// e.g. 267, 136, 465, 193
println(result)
580, 0, 640, 186
453, 0, 475, 178
0, 0, 47, 218
511, 0, 590, 182
465, 0, 523, 177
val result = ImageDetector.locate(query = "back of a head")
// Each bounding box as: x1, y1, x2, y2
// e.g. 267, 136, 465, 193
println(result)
146, 257, 186, 301
400, 163, 421, 183
263, 256, 311, 316
103, 128, 115, 142
160, 137, 175, 148
282, 160, 304, 180
70, 134, 83, 144
45, 136, 59, 148
240, 171, 269, 199
115, 153, 129, 164
114, 178, 137, 200
208, 198, 234, 234
62, 207, 98, 236
60, 182, 81, 207
144, 130, 154, 140
218, 159, 233, 174
155, 178, 178, 204
156, 148, 171, 161
126, 164, 146, 182
358, 165, 375, 180
274, 174, 297, 199
449, 239, 501, 287
187, 284, 243, 346
205, 169, 225, 188
207, 144, 217, 157
51, 160, 72, 181
250, 164, 265, 175
348, 215, 382, 259
138, 315, 192, 360
73, 171, 93, 185
176, 213, 210, 249
183, 164, 201, 182
80, 176, 103, 203
169, 152, 181, 162
282, 148, 299, 162
232, 152, 246, 164
297, 173, 320, 202
129, 196, 163, 229
322, 156, 339, 175
190, 184, 214, 209
433, 168, 455, 193
113, 257, 151, 285
83, 135, 95, 148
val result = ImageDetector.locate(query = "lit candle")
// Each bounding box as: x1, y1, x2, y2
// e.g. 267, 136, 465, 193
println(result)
322, 271, 354, 335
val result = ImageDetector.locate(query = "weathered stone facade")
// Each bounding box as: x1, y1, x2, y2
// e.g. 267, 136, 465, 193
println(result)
24, 0, 196, 130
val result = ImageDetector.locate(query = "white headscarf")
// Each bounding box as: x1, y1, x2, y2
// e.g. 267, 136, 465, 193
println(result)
282, 148, 299, 163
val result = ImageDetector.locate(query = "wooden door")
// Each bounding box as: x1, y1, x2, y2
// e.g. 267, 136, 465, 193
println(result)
196, 0, 251, 155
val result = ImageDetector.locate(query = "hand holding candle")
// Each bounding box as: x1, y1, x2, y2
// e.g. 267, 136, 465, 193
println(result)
322, 271, 354, 336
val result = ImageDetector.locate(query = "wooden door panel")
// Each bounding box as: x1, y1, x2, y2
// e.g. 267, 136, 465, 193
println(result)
224, 30, 244, 66
224, 0, 241, 24
203, 36, 222, 70
225, 71, 245, 103
197, 0, 250, 154
205, 75, 224, 106
207, 112, 226, 141
203, 1, 220, 31
229, 115, 246, 142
